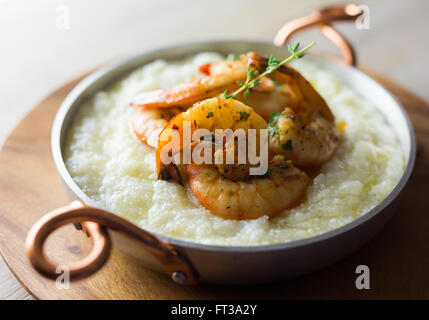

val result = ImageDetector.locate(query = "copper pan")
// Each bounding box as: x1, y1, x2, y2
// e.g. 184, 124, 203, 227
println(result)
25, 4, 416, 285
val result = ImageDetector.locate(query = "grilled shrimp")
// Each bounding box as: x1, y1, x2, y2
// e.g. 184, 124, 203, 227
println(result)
156, 97, 309, 220
187, 156, 308, 220
267, 107, 340, 167
156, 97, 267, 180
130, 56, 289, 120
131, 107, 182, 148
248, 52, 341, 167
131, 58, 247, 109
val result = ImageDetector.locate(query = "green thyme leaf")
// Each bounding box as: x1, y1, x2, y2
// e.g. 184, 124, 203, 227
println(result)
281, 139, 293, 151
247, 67, 256, 81
293, 43, 300, 53
244, 89, 249, 100
223, 42, 316, 100
288, 42, 301, 55
250, 79, 261, 88
268, 55, 279, 67
206, 111, 214, 118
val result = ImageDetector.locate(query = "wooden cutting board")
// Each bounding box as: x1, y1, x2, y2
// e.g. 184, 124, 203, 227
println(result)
0, 72, 428, 300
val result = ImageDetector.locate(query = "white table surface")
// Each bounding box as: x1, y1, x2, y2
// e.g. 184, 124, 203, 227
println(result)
0, 0, 428, 300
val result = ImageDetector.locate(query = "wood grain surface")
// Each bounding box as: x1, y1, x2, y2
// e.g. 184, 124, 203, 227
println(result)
0, 73, 428, 300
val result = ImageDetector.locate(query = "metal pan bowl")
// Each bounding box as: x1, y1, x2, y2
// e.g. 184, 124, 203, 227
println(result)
25, 6, 416, 285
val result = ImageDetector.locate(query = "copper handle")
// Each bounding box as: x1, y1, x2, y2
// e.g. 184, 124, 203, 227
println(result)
26, 201, 198, 284
274, 3, 363, 66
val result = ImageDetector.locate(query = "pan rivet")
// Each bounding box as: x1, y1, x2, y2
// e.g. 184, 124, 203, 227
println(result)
172, 271, 187, 284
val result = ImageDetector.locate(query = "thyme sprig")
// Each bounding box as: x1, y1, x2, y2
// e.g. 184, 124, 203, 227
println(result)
223, 42, 316, 100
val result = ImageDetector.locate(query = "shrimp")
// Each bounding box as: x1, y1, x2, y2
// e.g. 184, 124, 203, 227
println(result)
267, 107, 340, 167
187, 157, 308, 220
131, 58, 247, 109
156, 97, 309, 220
248, 52, 341, 167
247, 52, 335, 122
131, 107, 182, 148
156, 97, 267, 180
130, 56, 289, 120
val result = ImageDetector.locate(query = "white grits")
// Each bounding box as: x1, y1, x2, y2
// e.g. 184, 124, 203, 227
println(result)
64, 52, 405, 246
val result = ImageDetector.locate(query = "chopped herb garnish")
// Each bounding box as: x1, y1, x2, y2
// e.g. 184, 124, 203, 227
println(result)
273, 80, 281, 89
268, 112, 282, 136
281, 139, 293, 151
239, 111, 250, 121
223, 42, 316, 100
267, 112, 294, 150
275, 163, 289, 168
206, 111, 214, 118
